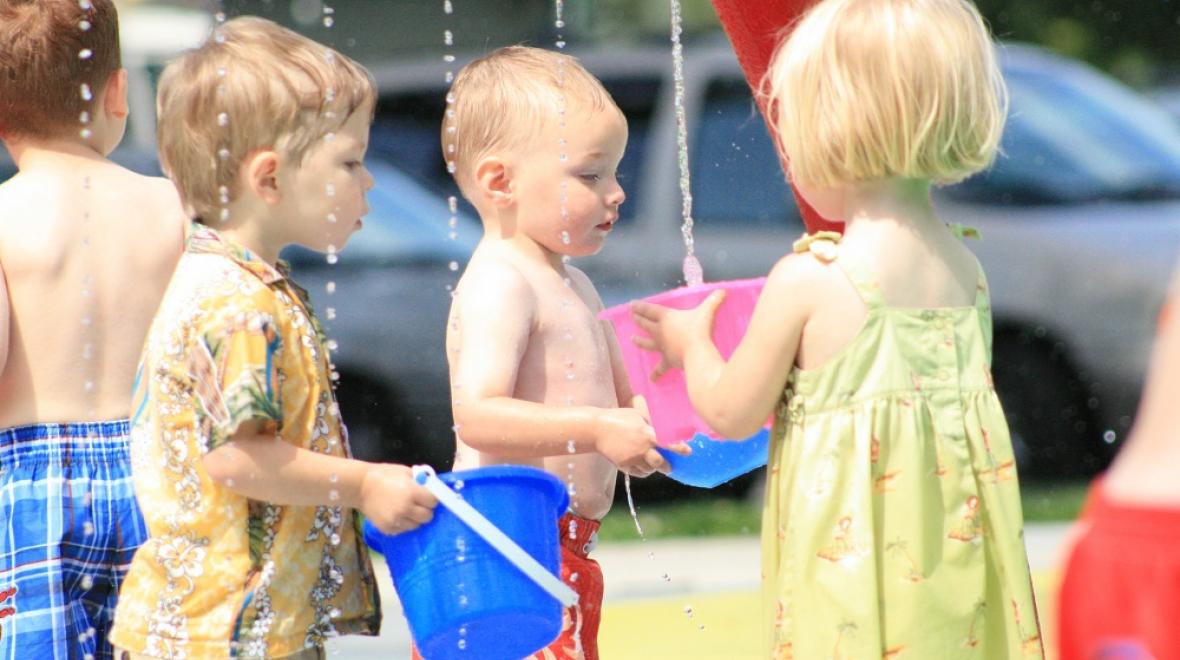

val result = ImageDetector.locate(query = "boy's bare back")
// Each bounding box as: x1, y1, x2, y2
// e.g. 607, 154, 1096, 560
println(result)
0, 152, 184, 427
449, 244, 622, 519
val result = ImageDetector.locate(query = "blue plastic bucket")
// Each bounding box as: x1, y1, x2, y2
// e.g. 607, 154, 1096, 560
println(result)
363, 465, 569, 660
657, 428, 771, 488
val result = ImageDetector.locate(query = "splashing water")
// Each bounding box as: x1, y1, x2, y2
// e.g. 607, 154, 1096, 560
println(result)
669, 0, 703, 286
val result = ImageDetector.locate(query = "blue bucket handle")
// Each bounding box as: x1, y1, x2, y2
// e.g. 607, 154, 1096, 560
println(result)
412, 465, 578, 607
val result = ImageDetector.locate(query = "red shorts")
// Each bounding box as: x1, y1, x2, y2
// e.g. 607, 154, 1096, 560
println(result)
1059, 481, 1180, 660
412, 512, 604, 660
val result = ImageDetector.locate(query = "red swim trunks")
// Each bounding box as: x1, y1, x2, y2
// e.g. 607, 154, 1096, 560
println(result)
1058, 481, 1180, 660
412, 512, 603, 660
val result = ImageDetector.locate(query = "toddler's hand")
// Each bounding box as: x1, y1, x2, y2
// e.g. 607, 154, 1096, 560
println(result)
631, 290, 727, 381
360, 463, 438, 535
594, 407, 668, 478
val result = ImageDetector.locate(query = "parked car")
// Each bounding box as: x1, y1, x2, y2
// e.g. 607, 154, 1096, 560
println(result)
327, 39, 1180, 489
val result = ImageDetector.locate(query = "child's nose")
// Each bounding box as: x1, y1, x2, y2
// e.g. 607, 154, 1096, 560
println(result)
607, 181, 625, 208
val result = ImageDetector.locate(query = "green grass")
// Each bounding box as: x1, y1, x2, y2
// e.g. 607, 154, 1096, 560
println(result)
601, 479, 1090, 542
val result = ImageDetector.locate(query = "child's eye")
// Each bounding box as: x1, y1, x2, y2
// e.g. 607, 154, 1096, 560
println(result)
345, 160, 363, 170
579, 173, 601, 182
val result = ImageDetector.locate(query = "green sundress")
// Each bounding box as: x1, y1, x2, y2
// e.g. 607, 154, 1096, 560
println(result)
762, 233, 1043, 659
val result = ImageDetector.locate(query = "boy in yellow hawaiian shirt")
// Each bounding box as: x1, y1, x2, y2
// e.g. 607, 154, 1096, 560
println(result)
108, 17, 437, 660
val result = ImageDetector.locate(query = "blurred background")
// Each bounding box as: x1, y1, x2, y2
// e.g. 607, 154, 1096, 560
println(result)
2, 0, 1170, 507
3, 1, 1176, 657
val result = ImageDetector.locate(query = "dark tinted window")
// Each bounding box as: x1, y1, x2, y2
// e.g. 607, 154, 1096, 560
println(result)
691, 79, 801, 230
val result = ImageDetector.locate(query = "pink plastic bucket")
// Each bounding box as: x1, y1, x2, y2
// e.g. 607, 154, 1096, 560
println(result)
599, 278, 767, 447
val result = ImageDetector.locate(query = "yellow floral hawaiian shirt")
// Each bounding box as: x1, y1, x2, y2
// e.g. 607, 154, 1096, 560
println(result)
110, 223, 380, 659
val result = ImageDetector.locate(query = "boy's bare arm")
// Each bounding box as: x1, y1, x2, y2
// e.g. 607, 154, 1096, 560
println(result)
202, 421, 437, 533
0, 258, 8, 376
452, 265, 667, 474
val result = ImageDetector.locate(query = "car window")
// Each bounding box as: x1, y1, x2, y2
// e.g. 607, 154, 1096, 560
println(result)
946, 53, 1180, 205
691, 78, 802, 230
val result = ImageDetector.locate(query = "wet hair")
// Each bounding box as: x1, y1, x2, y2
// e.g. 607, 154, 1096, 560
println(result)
445, 45, 619, 198
155, 16, 375, 223
0, 0, 122, 140
763, 0, 1008, 189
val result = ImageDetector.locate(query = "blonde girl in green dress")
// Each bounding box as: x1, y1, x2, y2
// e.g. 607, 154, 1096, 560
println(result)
632, 0, 1043, 657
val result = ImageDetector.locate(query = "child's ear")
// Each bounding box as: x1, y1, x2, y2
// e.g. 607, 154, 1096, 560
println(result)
102, 68, 129, 120
473, 156, 512, 208
243, 150, 282, 204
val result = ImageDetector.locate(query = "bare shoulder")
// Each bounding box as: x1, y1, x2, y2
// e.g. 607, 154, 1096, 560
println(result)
766, 250, 839, 293
454, 251, 538, 313
0, 174, 37, 232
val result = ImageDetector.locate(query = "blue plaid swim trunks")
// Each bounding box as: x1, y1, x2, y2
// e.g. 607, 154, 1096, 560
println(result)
0, 421, 148, 660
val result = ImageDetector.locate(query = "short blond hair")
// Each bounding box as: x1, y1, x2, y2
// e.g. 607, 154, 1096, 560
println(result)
156, 16, 375, 222
446, 46, 618, 195
764, 0, 1007, 189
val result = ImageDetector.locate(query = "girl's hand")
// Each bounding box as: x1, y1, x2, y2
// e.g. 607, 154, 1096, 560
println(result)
630, 290, 727, 381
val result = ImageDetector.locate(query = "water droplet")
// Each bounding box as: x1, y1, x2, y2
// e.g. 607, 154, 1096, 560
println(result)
444, 29, 453, 46
457, 639, 467, 650
79, 128, 92, 139
219, 186, 229, 204
80, 574, 94, 590
567, 439, 576, 454
80, 83, 92, 101
444, 0, 453, 14
1103, 430, 1117, 444
83, 521, 94, 535
325, 183, 335, 197
447, 161, 456, 174
443, 54, 456, 63
326, 307, 337, 320
561, 230, 571, 244
448, 231, 458, 241
327, 339, 339, 351
214, 32, 227, 44
323, 132, 335, 143
219, 208, 230, 222
214, 11, 227, 23
217, 67, 227, 77
79, 19, 91, 31
217, 112, 229, 127
556, 40, 566, 49
458, 594, 468, 607
326, 281, 336, 294
78, 0, 92, 9
79, 111, 90, 124
322, 16, 334, 27
683, 605, 693, 616
662, 573, 671, 582
218, 147, 231, 160
225, 477, 234, 487
330, 371, 340, 382
445, 71, 455, 84
454, 480, 465, 491
448, 261, 459, 271
328, 489, 339, 501
83, 380, 95, 393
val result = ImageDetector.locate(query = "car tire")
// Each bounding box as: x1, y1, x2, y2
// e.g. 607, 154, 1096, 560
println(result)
991, 328, 1108, 477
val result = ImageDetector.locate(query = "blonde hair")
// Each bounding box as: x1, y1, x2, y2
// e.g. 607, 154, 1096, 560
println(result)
446, 46, 618, 195
156, 16, 375, 222
763, 0, 1007, 190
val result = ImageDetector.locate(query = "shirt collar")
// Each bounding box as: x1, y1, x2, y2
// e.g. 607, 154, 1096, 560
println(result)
187, 221, 291, 285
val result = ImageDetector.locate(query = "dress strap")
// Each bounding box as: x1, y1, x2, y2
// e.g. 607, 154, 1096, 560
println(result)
792, 231, 884, 309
